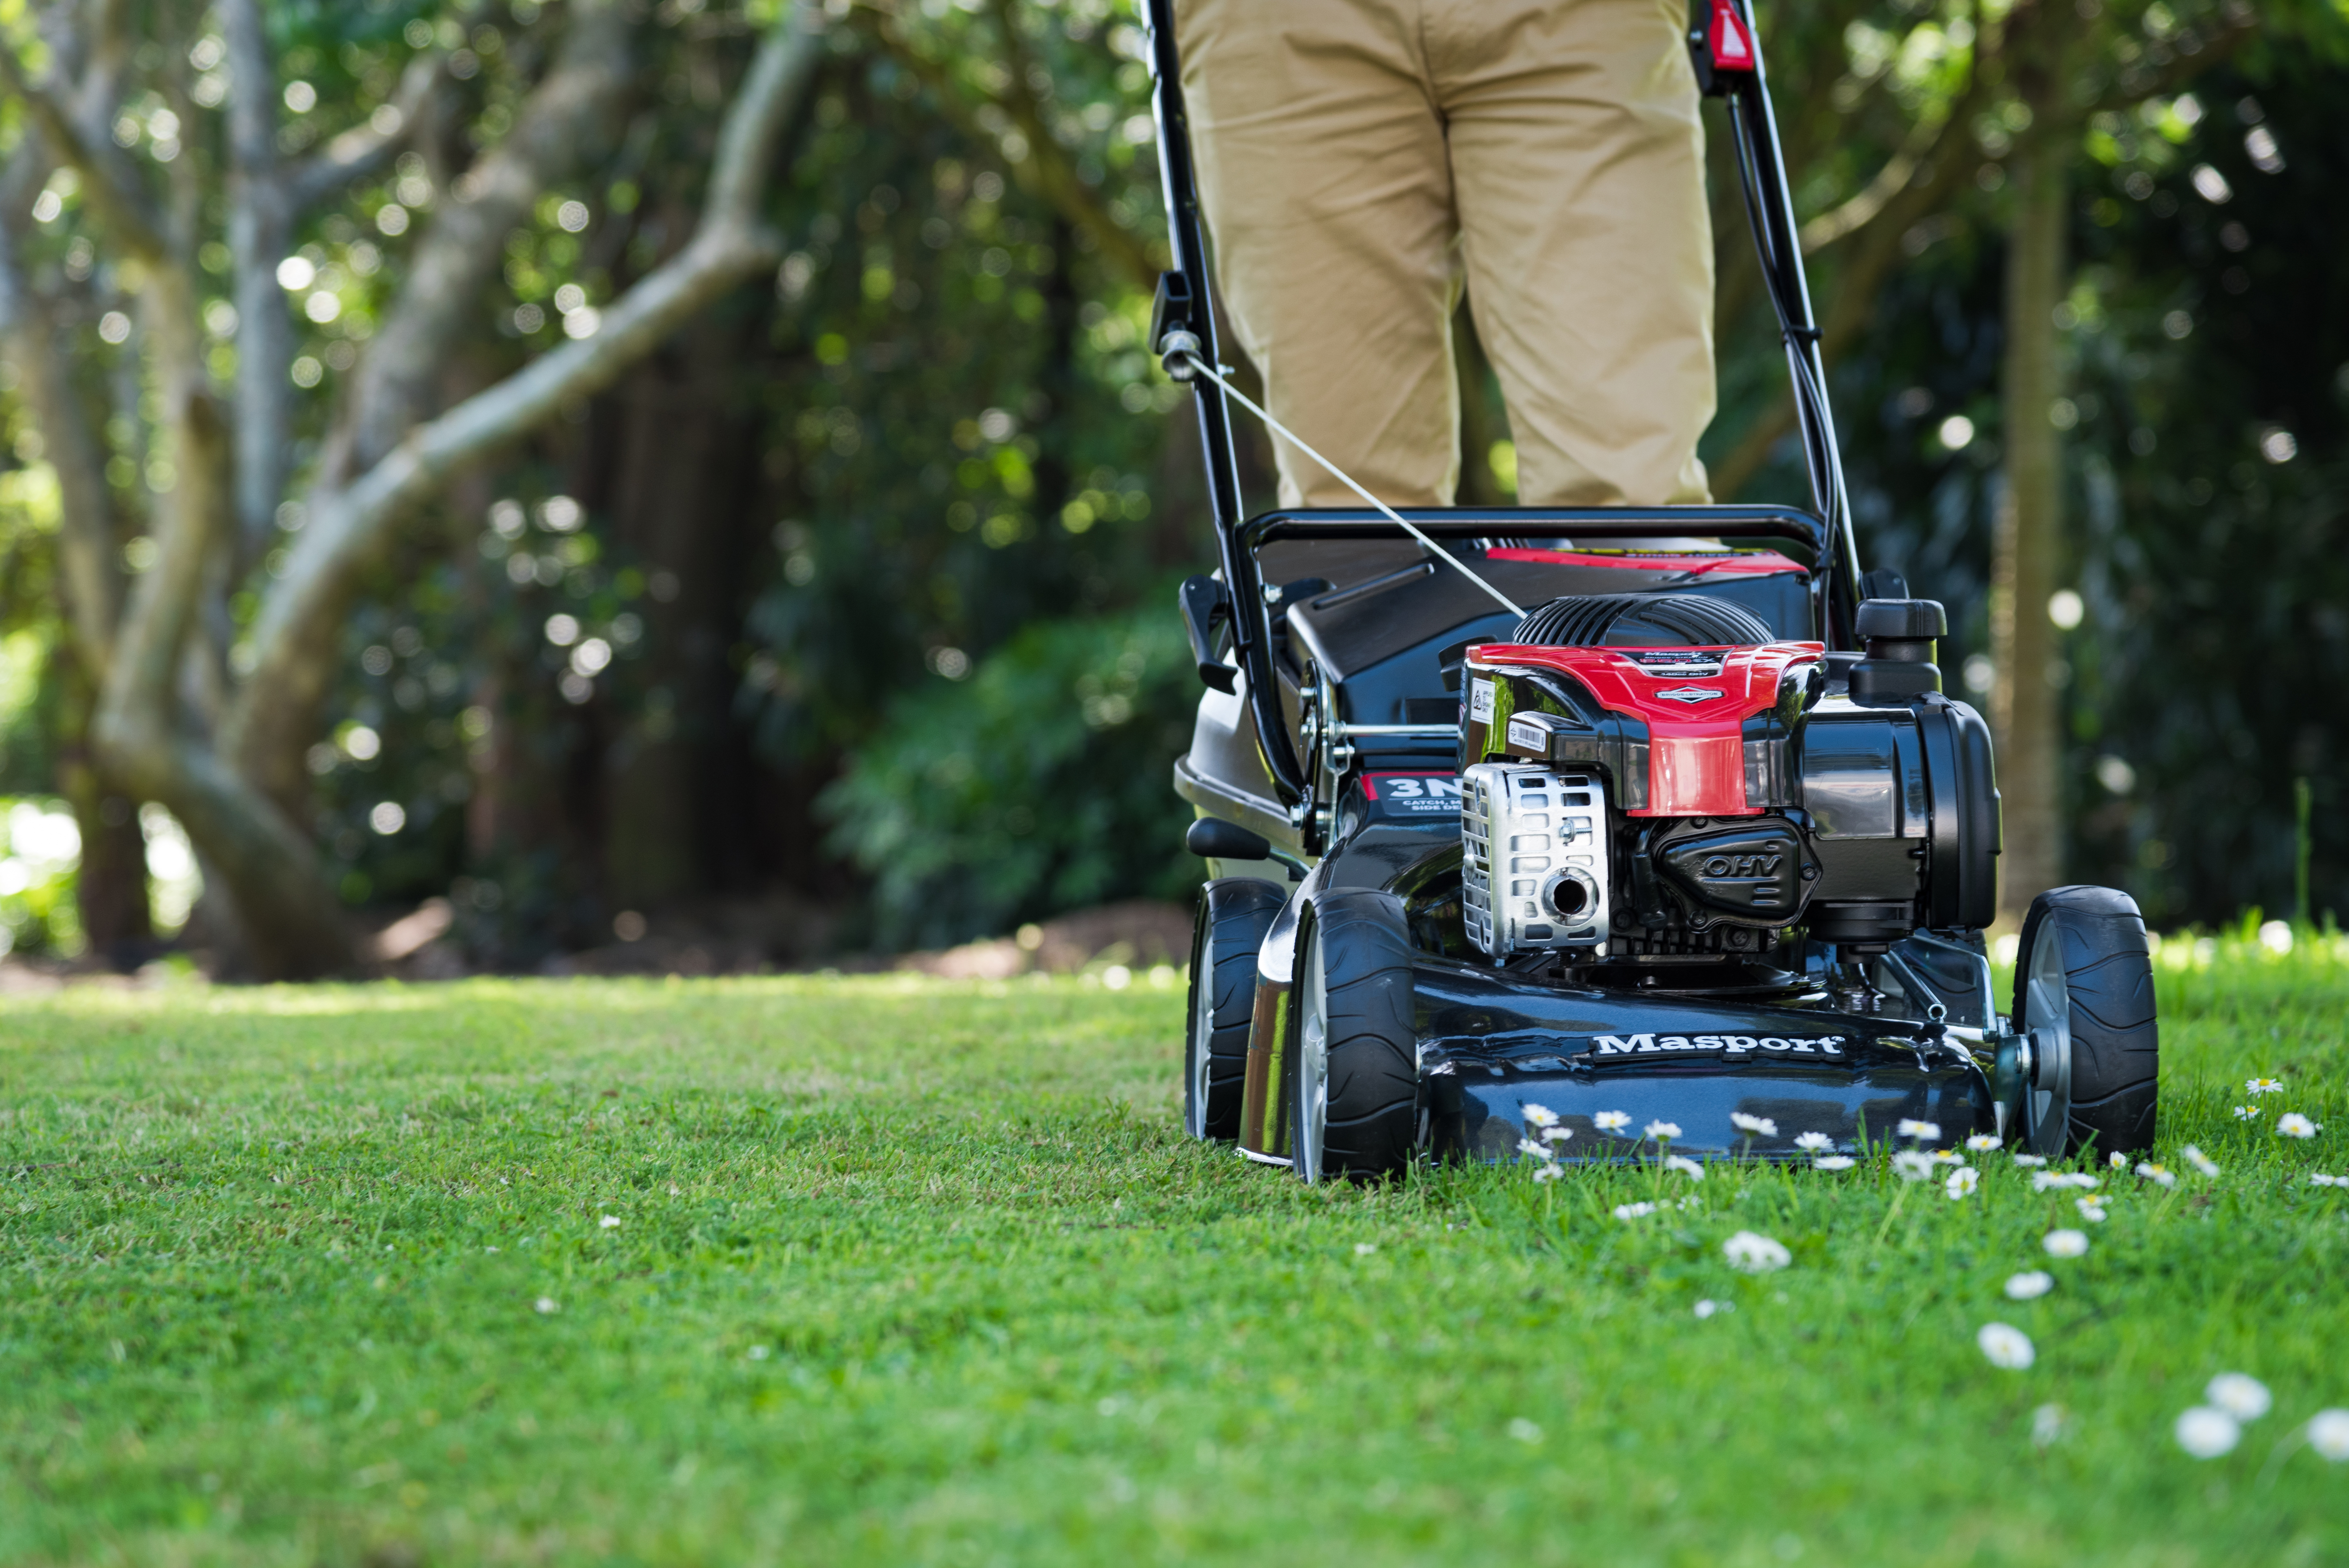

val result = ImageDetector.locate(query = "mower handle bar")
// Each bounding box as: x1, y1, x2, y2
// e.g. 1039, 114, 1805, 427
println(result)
1141, 0, 1859, 814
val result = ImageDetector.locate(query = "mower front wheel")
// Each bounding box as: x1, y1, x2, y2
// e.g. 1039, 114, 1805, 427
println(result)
2014, 885, 2159, 1158
1287, 890, 1419, 1183
1185, 878, 1286, 1140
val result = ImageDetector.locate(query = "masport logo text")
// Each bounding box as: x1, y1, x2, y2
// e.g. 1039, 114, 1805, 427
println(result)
1583, 1031, 1847, 1058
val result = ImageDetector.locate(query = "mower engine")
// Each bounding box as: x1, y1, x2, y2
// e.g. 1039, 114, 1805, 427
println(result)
1458, 594, 1998, 966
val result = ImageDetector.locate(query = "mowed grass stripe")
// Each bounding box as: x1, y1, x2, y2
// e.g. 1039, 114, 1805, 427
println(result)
1, 947, 2344, 1566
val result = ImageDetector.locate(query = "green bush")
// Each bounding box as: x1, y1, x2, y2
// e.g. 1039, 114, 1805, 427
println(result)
821, 596, 1200, 949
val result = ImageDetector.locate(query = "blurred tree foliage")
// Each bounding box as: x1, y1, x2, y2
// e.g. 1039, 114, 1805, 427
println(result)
0, 0, 2341, 972
820, 598, 1197, 948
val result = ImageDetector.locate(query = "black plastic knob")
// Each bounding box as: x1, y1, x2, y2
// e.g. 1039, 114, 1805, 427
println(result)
1855, 598, 1947, 643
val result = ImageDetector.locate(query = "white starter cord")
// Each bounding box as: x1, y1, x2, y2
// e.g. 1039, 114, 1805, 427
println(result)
1170, 348, 1526, 619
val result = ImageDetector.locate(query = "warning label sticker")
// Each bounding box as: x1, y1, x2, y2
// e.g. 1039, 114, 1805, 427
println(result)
1360, 773, 1464, 818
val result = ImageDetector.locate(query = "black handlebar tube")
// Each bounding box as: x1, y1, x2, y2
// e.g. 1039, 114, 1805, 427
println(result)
1718, 0, 1863, 647
1141, 0, 1866, 810
1142, 0, 1309, 806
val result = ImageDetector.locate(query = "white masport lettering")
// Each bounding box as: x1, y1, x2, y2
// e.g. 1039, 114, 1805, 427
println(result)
1582, 1031, 1853, 1058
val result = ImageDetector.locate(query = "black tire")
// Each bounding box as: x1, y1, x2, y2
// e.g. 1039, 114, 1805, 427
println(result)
2015, 885, 2159, 1158
1287, 890, 1419, 1181
1184, 878, 1286, 1140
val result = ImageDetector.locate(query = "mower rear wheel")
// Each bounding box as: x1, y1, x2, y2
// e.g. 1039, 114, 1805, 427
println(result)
1287, 890, 1419, 1182
1185, 878, 1287, 1140
2014, 885, 2159, 1158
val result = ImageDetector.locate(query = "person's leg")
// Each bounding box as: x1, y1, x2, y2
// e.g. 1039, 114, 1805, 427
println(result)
1430, 0, 1715, 508
1175, 0, 1462, 510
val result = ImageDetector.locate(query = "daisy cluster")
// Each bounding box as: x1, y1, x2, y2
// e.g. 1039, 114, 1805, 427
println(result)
1505, 1062, 2337, 1470
2173, 1374, 2349, 1465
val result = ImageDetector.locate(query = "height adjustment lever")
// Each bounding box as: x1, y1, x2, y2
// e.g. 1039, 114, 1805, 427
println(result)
1178, 574, 1236, 692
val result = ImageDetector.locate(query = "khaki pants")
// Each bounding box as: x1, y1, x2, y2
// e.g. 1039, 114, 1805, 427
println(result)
1175, 0, 1716, 510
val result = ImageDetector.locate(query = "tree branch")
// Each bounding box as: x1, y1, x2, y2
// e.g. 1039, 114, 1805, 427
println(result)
0, 32, 168, 261
336, 0, 637, 474
223, 1, 831, 788
287, 53, 441, 210
860, 1, 1164, 292
222, 0, 297, 556
0, 152, 119, 676
1709, 27, 2001, 499
1798, 98, 1961, 254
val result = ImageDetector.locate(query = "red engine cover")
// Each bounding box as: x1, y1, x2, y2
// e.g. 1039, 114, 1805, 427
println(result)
1471, 641, 1823, 817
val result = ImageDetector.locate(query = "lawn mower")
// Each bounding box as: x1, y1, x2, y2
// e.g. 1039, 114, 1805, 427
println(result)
1144, 0, 2160, 1178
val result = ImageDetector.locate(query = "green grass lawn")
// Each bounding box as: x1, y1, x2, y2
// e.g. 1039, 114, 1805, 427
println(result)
2, 937, 2345, 1566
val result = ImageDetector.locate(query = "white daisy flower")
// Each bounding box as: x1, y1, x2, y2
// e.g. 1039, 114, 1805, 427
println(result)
2182, 1145, 2219, 1177
2005, 1270, 2054, 1301
1891, 1150, 1936, 1182
1722, 1230, 1792, 1273
2107, 1150, 2127, 1170
2308, 1409, 2349, 1462
2031, 1404, 2067, 1449
2043, 1228, 2089, 1258
1517, 1138, 1555, 1160
534, 1296, 559, 1314
2312, 1173, 2349, 1188
1507, 1417, 1543, 1444
1730, 1112, 1778, 1136
1522, 1103, 1559, 1128
2278, 1113, 2321, 1139
1793, 1131, 1834, 1152
2205, 1373, 2272, 1422
1693, 1299, 1731, 1319
2174, 1406, 2240, 1459
1533, 1163, 1563, 1183
2246, 1077, 2283, 1096
2075, 1198, 2107, 1223
2135, 1162, 2176, 1188
599, 1214, 622, 1229
2012, 1154, 2049, 1167
1613, 1201, 1657, 1220
1665, 1154, 1705, 1180
1594, 1110, 1632, 1133
1896, 1118, 1941, 1141
2031, 1171, 2099, 1193
2232, 1105, 2261, 1122
1966, 1134, 2003, 1152
1976, 1322, 2034, 1370
1945, 1166, 1980, 1200
1644, 1119, 1683, 1141
1540, 1125, 1573, 1145
1812, 1156, 1856, 1171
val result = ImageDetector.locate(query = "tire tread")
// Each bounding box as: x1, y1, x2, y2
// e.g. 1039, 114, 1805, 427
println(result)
2017, 884, 2159, 1157
1299, 890, 1418, 1178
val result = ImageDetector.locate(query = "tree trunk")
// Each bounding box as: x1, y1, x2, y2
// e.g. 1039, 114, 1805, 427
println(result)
598, 309, 767, 908
53, 658, 152, 967
1990, 135, 2068, 925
